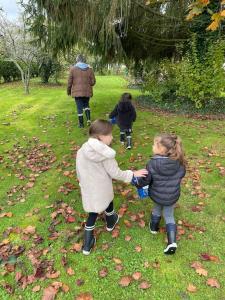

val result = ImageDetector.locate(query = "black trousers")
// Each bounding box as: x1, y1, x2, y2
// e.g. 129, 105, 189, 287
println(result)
86, 201, 114, 227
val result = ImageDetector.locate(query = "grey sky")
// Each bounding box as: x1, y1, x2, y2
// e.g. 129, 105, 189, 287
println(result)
0, 0, 23, 20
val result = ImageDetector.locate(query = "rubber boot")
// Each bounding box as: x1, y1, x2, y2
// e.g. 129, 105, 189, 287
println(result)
120, 132, 125, 144
85, 109, 91, 126
149, 214, 161, 234
164, 223, 177, 255
126, 136, 132, 150
105, 211, 119, 231
82, 227, 96, 255
78, 115, 84, 128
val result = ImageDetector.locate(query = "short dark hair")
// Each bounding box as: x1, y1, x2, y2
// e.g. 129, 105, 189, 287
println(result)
89, 119, 113, 138
76, 54, 86, 63
120, 93, 132, 102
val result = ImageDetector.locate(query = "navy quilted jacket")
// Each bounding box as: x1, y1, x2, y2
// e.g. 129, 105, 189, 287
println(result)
136, 155, 186, 206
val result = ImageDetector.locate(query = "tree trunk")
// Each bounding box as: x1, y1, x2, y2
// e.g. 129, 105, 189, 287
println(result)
24, 69, 30, 94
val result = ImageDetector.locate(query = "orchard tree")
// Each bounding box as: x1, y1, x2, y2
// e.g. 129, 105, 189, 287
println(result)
0, 12, 39, 94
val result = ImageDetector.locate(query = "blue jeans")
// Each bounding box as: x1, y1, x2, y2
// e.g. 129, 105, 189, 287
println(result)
152, 203, 175, 224
75, 97, 90, 115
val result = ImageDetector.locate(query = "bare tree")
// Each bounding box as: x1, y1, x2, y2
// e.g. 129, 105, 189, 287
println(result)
0, 11, 39, 94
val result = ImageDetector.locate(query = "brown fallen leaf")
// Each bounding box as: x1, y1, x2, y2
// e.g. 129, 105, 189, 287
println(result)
32, 285, 41, 292
113, 257, 122, 264
187, 284, 197, 293
135, 245, 142, 253
132, 272, 142, 281
42, 286, 57, 300
119, 276, 132, 287
46, 271, 60, 279
200, 253, 219, 262
62, 283, 70, 293
190, 261, 203, 269
75, 292, 93, 300
206, 278, 220, 288
138, 219, 145, 228
23, 225, 36, 235
76, 279, 85, 286
115, 264, 123, 271
195, 267, 208, 277
71, 243, 82, 252
98, 267, 108, 278
139, 281, 151, 289
125, 235, 132, 241
111, 228, 120, 238
66, 267, 75, 276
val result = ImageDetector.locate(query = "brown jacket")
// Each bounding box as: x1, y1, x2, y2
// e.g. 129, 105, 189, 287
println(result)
67, 66, 96, 98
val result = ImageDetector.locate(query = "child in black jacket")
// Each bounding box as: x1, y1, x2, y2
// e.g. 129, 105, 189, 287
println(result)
109, 93, 136, 149
134, 133, 186, 255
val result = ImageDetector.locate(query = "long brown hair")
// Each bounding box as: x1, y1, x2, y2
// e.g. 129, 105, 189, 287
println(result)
89, 119, 112, 138
155, 133, 186, 166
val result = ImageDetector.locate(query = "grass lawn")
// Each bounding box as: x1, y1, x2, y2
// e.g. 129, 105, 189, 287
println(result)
0, 76, 225, 300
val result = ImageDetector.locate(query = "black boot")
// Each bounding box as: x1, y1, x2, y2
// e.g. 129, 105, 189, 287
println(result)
85, 109, 91, 126
149, 214, 161, 234
82, 228, 96, 255
120, 132, 125, 144
78, 115, 84, 128
164, 223, 177, 255
126, 135, 132, 150
105, 211, 119, 231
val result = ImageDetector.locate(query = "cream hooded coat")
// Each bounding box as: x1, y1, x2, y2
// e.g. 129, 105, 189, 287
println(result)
76, 138, 133, 213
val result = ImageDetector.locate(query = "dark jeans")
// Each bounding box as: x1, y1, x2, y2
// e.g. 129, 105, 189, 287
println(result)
75, 97, 90, 115
86, 201, 114, 228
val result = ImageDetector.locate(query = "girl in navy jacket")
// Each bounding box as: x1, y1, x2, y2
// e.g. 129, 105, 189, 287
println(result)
134, 133, 186, 254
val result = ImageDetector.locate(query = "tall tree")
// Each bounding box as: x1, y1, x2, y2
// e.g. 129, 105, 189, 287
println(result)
21, 0, 192, 62
0, 12, 39, 94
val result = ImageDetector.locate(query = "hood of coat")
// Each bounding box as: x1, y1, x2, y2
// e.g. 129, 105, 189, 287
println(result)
74, 62, 89, 70
151, 155, 181, 176
118, 101, 132, 112
81, 138, 116, 162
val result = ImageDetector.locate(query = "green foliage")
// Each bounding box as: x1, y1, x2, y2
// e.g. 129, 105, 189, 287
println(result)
39, 56, 62, 83
176, 37, 225, 107
142, 59, 178, 102
0, 60, 21, 83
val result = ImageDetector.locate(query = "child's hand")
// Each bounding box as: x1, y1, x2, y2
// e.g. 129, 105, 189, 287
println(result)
133, 169, 148, 177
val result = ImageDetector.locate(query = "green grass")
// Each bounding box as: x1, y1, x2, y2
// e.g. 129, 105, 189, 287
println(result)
0, 76, 225, 300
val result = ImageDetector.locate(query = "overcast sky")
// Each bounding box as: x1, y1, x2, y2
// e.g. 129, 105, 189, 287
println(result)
0, 0, 23, 20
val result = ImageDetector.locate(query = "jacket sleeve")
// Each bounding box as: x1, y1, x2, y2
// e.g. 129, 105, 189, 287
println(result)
102, 158, 133, 183
109, 104, 118, 119
89, 69, 96, 86
135, 163, 152, 187
67, 69, 73, 95
132, 105, 137, 122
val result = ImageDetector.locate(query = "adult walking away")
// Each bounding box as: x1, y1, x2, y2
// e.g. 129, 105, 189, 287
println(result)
67, 55, 96, 128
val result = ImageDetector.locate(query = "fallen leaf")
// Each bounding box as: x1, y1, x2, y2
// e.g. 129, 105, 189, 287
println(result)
113, 257, 122, 264
46, 271, 60, 279
132, 272, 142, 280
206, 278, 220, 288
98, 267, 108, 278
125, 235, 132, 241
119, 276, 132, 287
32, 285, 41, 292
66, 216, 76, 223
66, 267, 75, 276
196, 267, 208, 277
115, 264, 123, 271
23, 225, 36, 235
76, 279, 84, 286
139, 281, 151, 289
135, 245, 142, 252
191, 261, 203, 269
187, 284, 197, 293
42, 286, 57, 300
76, 292, 93, 300
200, 253, 219, 262
111, 228, 120, 238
